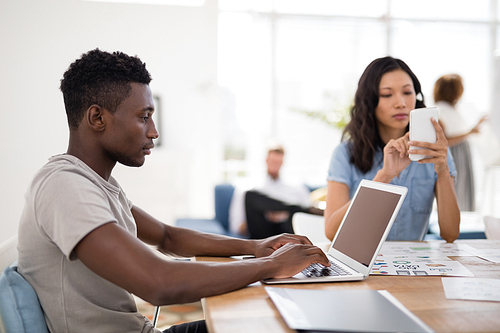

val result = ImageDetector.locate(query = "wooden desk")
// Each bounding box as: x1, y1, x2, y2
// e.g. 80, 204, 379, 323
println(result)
197, 240, 500, 333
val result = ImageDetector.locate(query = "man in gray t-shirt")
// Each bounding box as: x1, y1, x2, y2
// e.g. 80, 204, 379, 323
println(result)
17, 49, 329, 333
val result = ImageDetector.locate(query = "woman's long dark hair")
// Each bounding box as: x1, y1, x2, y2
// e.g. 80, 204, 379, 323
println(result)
342, 56, 426, 173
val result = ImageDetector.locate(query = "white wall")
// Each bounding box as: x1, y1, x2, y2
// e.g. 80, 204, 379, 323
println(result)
0, 0, 222, 243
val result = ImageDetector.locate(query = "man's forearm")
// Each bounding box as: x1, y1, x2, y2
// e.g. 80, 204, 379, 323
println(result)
151, 257, 276, 305
161, 225, 257, 258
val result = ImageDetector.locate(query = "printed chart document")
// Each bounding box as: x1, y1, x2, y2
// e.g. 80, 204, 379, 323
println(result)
371, 258, 474, 276
376, 242, 473, 257
266, 287, 433, 333
442, 278, 500, 302
370, 242, 474, 276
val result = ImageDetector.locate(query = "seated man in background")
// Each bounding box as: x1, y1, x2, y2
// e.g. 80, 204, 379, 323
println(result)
16, 49, 330, 333
230, 144, 323, 239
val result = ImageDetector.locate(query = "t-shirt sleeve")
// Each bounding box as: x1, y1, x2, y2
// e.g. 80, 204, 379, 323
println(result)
326, 143, 353, 188
35, 168, 118, 260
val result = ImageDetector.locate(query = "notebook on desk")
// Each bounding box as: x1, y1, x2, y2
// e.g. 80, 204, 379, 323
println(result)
262, 179, 407, 284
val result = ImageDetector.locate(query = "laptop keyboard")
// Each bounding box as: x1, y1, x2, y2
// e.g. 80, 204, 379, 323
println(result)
301, 259, 352, 278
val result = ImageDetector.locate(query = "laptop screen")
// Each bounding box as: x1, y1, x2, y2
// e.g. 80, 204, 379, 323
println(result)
332, 186, 402, 267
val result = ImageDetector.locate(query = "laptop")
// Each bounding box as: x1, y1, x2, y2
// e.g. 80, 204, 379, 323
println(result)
262, 179, 407, 284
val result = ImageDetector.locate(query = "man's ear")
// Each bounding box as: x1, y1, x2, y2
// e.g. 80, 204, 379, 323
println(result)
86, 105, 106, 132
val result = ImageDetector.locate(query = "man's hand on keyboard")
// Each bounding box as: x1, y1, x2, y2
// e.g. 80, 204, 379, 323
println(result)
251, 233, 315, 258
266, 243, 330, 279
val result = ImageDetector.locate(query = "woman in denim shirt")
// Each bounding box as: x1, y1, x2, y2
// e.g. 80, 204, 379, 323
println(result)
325, 57, 460, 242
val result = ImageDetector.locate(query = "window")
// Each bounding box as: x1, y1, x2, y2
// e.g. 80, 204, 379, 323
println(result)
218, 0, 500, 215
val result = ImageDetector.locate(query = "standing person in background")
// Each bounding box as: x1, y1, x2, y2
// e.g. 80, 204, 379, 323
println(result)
325, 56, 460, 243
433, 74, 487, 211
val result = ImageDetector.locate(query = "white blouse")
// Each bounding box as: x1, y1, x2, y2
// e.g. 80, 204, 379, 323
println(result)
436, 101, 470, 137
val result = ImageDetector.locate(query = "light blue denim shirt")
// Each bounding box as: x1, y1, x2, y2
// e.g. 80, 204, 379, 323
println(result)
327, 142, 457, 241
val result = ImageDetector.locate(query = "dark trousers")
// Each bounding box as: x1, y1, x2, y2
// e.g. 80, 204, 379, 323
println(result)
162, 320, 207, 333
244, 190, 307, 239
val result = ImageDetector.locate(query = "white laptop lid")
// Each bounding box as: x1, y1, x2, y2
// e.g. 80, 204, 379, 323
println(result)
327, 179, 408, 276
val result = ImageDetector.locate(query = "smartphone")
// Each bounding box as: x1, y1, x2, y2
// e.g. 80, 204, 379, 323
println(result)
409, 107, 439, 161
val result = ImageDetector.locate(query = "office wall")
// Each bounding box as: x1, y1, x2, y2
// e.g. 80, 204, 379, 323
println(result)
0, 0, 222, 243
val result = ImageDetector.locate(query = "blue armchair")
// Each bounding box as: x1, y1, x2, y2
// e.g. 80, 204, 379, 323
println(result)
0, 235, 49, 333
176, 184, 245, 238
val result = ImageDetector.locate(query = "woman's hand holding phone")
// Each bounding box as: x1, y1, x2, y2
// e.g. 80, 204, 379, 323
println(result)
378, 107, 450, 182
408, 117, 450, 175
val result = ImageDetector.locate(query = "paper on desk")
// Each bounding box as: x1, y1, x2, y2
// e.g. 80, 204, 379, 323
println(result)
378, 241, 474, 258
458, 244, 500, 263
472, 250, 500, 263
371, 257, 474, 276
442, 278, 500, 302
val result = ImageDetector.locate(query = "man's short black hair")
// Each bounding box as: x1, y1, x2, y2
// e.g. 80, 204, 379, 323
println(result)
60, 48, 152, 130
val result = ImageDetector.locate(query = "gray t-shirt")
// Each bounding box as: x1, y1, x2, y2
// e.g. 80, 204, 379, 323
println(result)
17, 154, 160, 333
